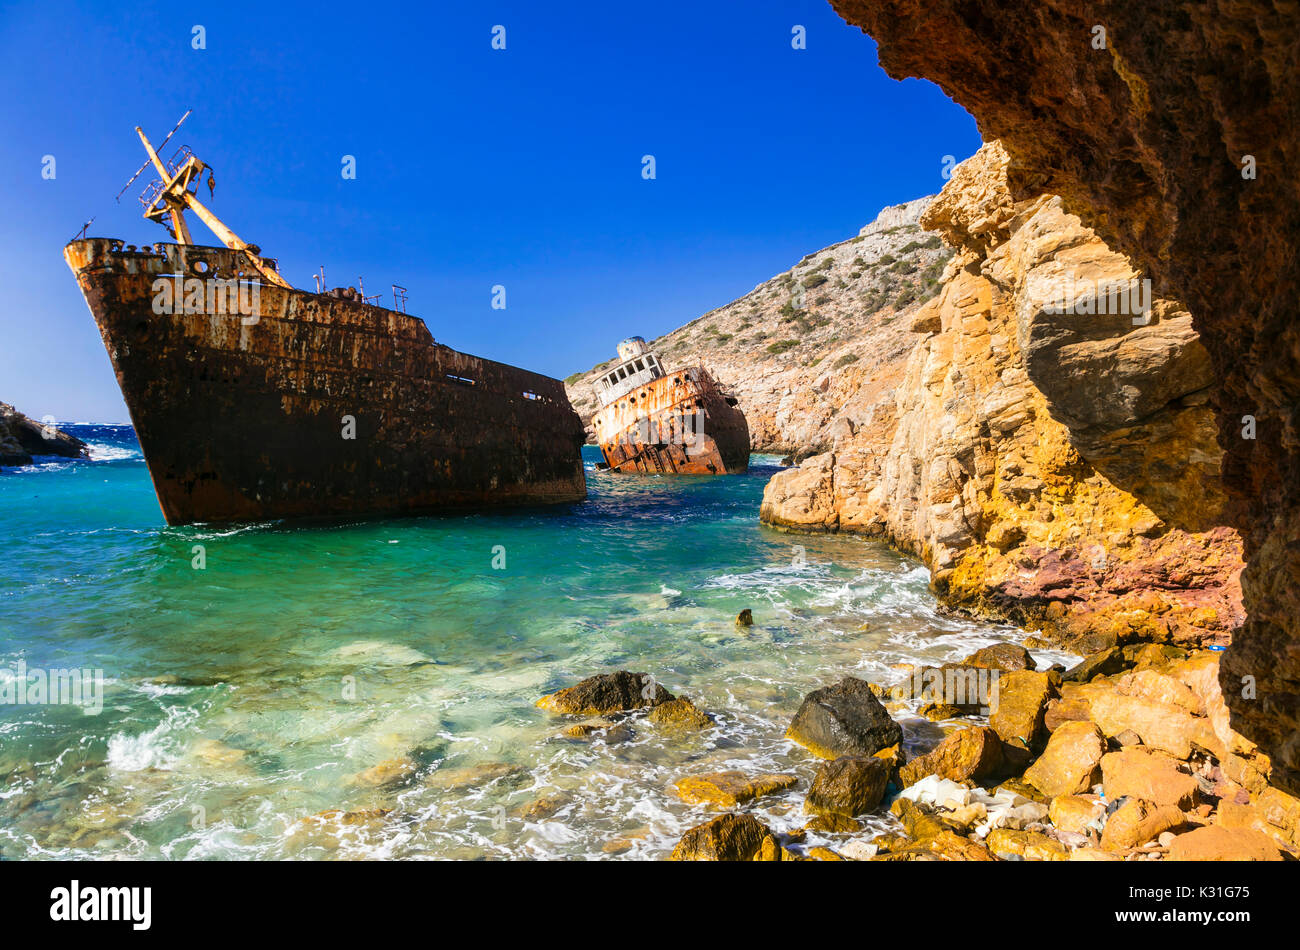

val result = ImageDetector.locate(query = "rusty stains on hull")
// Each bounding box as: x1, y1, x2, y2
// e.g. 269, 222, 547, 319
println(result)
65, 238, 587, 525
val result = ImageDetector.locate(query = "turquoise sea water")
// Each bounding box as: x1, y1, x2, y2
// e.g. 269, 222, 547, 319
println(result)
0, 426, 1073, 859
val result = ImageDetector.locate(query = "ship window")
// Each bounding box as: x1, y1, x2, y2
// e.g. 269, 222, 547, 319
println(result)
446, 374, 475, 386
522, 391, 541, 401
634, 359, 644, 372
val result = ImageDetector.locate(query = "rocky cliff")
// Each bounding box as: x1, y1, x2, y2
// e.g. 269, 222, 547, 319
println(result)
762, 143, 1243, 657
565, 198, 951, 458
828, 0, 1300, 796
0, 402, 87, 467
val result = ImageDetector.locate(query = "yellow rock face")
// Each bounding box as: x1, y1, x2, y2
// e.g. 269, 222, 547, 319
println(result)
759, 141, 1243, 653
673, 771, 797, 809
1024, 721, 1106, 797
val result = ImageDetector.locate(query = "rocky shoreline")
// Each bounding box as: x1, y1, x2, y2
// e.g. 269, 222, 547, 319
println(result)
0, 402, 87, 467
528, 643, 1296, 861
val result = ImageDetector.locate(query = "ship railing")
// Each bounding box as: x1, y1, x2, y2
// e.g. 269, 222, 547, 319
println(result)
137, 146, 199, 211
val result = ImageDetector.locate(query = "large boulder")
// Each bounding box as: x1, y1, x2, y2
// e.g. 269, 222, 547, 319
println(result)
1063, 647, 1128, 683
1100, 748, 1198, 810
670, 814, 783, 861
989, 671, 1056, 750
537, 671, 674, 715
785, 677, 902, 759
897, 726, 1005, 787
805, 756, 890, 817
1023, 721, 1106, 797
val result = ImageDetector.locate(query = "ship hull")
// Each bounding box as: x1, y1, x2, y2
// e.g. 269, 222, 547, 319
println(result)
592, 367, 749, 475
65, 238, 587, 525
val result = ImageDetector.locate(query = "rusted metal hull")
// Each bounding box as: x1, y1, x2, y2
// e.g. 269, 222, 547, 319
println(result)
65, 238, 587, 525
592, 367, 749, 475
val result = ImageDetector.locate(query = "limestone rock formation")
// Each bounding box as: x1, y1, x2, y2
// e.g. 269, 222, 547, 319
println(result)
828, 0, 1300, 799
763, 143, 1243, 654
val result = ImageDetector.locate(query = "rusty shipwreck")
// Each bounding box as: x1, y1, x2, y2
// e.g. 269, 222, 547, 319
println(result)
591, 337, 749, 475
64, 119, 586, 525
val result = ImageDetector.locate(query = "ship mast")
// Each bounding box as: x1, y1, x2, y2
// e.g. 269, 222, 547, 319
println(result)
133, 120, 291, 290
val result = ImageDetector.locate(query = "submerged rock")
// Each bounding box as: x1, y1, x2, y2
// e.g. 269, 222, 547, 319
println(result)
425, 762, 527, 791
785, 676, 903, 759
558, 718, 633, 743
349, 757, 417, 788
515, 793, 570, 822
536, 670, 675, 715
803, 813, 864, 834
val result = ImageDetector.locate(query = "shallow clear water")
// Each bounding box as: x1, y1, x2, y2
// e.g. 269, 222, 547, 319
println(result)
0, 426, 1074, 859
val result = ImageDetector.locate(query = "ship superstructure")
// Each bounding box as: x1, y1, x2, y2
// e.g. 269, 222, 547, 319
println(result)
591, 337, 749, 475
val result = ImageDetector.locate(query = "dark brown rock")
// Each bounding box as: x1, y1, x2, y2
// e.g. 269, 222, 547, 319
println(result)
805, 756, 890, 817
785, 676, 903, 759
537, 670, 674, 715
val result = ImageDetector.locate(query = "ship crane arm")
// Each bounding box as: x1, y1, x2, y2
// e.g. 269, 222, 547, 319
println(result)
135, 123, 292, 290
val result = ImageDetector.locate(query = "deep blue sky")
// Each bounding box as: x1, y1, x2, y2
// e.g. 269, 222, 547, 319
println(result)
0, 0, 979, 423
